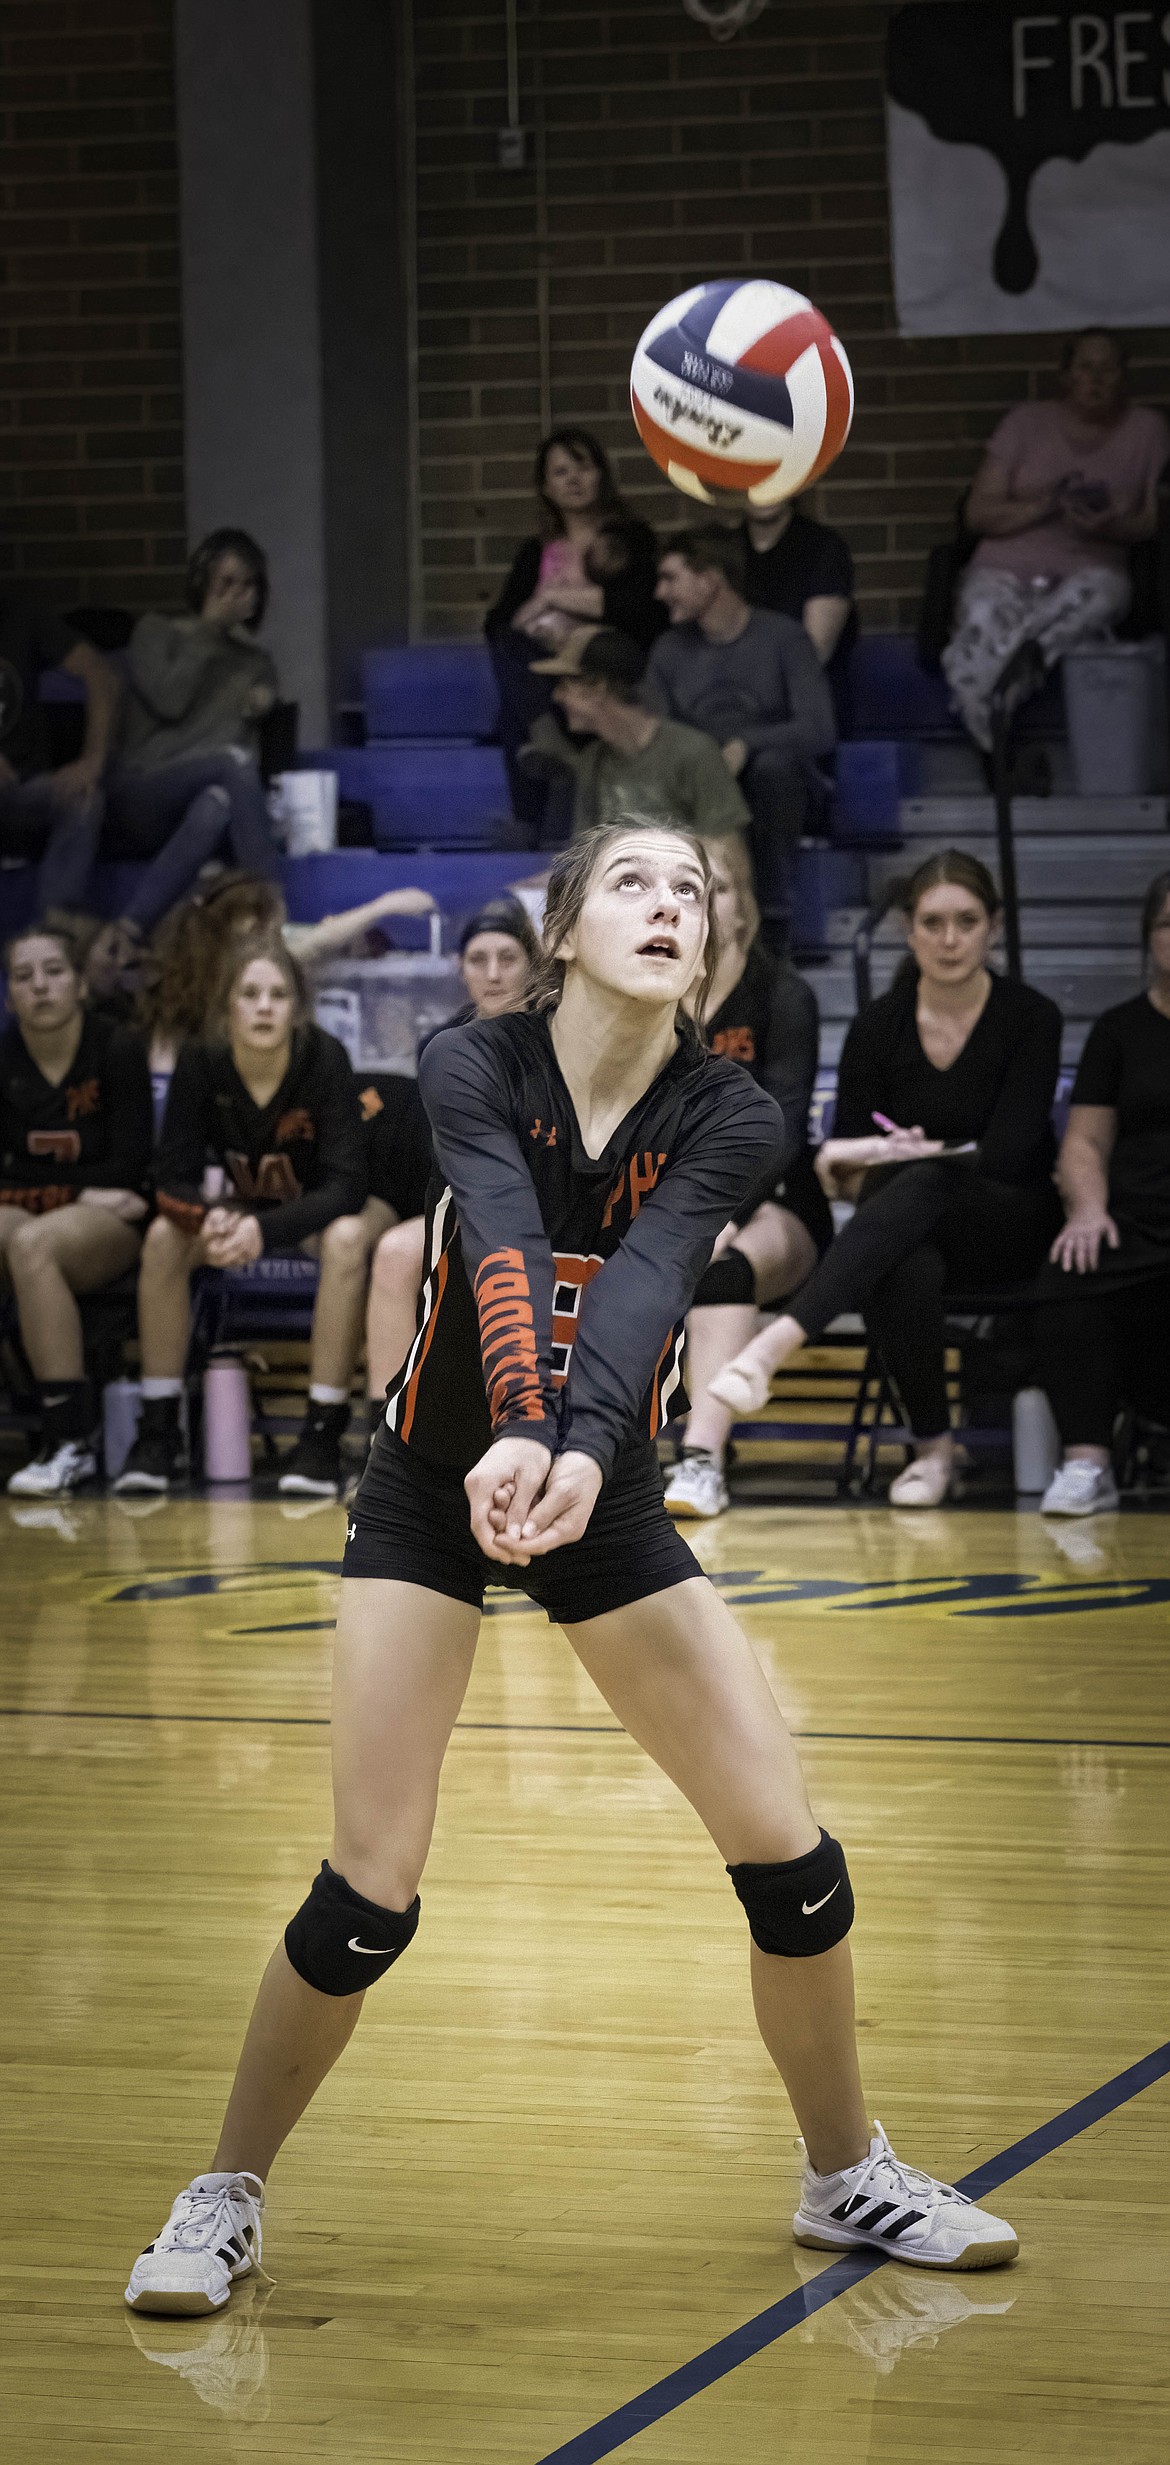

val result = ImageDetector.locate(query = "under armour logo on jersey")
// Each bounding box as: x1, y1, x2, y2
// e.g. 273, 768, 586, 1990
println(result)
346, 1520, 357, 1544
529, 1118, 557, 1146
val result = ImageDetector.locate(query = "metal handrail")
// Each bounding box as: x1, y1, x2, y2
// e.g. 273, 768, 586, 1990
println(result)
986, 635, 1046, 981
850, 886, 901, 1011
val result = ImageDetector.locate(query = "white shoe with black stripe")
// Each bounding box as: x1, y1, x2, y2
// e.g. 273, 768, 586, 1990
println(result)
793, 2123, 1018, 2270
124, 2172, 264, 2315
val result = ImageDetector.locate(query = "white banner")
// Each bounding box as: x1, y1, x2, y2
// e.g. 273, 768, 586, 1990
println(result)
887, 2, 1170, 334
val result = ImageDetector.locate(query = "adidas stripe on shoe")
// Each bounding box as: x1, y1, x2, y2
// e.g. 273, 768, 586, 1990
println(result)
124, 2171, 264, 2316
793, 2122, 1018, 2271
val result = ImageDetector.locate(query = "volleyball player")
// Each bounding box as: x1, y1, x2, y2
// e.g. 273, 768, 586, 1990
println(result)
113, 933, 365, 1492
1, 922, 152, 1493
125, 826, 1017, 2314
363, 898, 540, 1448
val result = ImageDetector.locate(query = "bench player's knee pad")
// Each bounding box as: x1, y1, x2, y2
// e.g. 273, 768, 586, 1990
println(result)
727, 1828, 853, 1956
284, 1859, 420, 1995
693, 1247, 756, 1307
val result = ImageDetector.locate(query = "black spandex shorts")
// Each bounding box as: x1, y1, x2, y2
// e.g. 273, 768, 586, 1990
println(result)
773, 1150, 834, 1259
343, 1425, 701, 1625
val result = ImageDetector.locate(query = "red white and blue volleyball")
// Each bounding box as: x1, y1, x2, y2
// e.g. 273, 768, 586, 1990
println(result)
630, 278, 854, 506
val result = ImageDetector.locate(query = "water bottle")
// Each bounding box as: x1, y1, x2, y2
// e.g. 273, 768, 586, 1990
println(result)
102, 1379, 142, 1480
1012, 1387, 1061, 1495
202, 1355, 252, 1482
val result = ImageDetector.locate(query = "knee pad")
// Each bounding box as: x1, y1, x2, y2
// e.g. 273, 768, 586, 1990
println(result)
693, 1247, 756, 1307
728, 1828, 853, 1957
284, 1859, 420, 1996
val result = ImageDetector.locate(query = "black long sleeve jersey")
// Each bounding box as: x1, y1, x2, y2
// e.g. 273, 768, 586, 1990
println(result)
0, 1012, 153, 1211
156, 1022, 366, 1250
384, 1010, 784, 1478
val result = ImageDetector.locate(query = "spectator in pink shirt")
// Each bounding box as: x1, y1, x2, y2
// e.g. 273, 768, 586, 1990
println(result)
943, 331, 1170, 751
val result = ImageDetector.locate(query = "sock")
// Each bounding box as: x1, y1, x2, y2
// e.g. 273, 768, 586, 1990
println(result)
141, 1390, 182, 1428
367, 1395, 386, 1439
309, 1384, 349, 1407
142, 1376, 183, 1401
39, 1379, 94, 1446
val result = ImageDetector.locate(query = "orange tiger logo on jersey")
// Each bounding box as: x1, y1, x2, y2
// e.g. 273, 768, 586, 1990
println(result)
712, 1025, 756, 1065
601, 1150, 667, 1231
65, 1078, 100, 1120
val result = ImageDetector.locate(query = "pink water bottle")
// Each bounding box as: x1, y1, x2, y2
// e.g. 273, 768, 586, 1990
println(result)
202, 1355, 252, 1482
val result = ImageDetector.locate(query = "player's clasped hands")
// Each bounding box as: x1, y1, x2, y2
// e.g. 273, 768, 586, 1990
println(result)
202, 1206, 264, 1268
465, 1436, 604, 1565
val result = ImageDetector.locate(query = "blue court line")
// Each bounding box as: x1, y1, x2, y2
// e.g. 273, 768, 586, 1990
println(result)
533, 2040, 1170, 2465
1, 1706, 1168, 1750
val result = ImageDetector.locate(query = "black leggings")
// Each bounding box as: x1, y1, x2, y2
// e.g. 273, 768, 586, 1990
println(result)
788, 1160, 1060, 1440
1033, 1271, 1170, 1448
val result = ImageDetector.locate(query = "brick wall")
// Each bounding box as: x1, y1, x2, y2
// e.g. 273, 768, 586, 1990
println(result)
0, 0, 185, 615
412, 0, 1170, 639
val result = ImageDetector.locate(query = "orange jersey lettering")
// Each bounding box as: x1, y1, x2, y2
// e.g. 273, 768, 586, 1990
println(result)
26, 1129, 82, 1164
224, 1150, 303, 1204
711, 1025, 756, 1065
474, 1247, 545, 1427
604, 1150, 667, 1228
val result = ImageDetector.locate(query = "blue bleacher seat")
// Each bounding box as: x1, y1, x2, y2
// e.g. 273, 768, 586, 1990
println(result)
361, 643, 499, 742
791, 847, 865, 956
846, 633, 1064, 739
831, 741, 921, 844
306, 744, 509, 846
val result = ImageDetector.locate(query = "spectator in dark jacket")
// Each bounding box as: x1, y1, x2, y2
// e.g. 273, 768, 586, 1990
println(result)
484, 428, 662, 845
646, 525, 836, 943
0, 587, 119, 912
738, 496, 857, 730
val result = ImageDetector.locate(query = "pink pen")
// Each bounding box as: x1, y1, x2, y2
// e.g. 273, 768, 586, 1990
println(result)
872, 1111, 899, 1133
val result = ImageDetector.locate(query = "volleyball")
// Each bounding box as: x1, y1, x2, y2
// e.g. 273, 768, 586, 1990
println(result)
629, 277, 854, 507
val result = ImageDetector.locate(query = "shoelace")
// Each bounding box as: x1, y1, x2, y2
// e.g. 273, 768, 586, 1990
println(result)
165, 2181, 259, 2255
842, 2135, 970, 2216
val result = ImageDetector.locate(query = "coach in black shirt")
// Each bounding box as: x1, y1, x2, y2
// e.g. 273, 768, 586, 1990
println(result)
738, 500, 857, 729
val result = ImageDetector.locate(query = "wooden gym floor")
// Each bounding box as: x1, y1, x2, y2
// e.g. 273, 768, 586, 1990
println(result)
1, 1489, 1168, 2463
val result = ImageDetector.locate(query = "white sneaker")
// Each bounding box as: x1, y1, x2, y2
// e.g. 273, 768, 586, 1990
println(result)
7, 1439, 97, 1497
125, 2173, 265, 2316
664, 1450, 729, 1519
793, 2123, 1018, 2271
1040, 1461, 1120, 1517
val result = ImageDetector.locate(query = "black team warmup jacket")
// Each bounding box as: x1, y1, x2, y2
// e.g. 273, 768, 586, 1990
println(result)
0, 1013, 153, 1213
155, 1022, 366, 1249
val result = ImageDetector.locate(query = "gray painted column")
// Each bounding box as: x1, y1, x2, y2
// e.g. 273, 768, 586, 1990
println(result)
175, 0, 410, 744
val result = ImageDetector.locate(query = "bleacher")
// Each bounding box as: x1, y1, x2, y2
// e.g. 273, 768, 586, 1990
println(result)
12, 629, 1164, 1074
6, 630, 1163, 1497
313, 632, 1165, 1082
